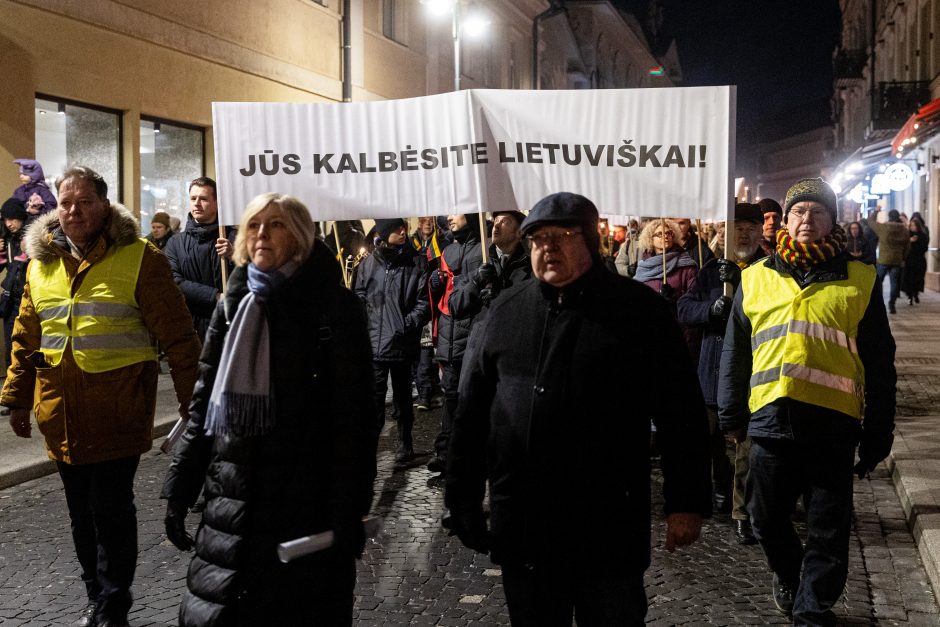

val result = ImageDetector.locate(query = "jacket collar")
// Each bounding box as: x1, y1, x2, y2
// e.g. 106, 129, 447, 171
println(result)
24, 203, 141, 264
765, 251, 849, 287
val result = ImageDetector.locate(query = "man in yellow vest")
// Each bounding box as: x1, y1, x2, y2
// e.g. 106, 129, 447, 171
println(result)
718, 178, 897, 626
2, 166, 201, 627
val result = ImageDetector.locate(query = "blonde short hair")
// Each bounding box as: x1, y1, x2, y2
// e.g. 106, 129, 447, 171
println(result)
638, 219, 681, 254
232, 193, 316, 267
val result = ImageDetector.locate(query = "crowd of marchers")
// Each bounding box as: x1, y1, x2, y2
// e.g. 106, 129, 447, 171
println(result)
1, 160, 905, 627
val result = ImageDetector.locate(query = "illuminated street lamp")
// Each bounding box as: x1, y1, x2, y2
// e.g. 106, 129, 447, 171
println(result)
421, 0, 490, 91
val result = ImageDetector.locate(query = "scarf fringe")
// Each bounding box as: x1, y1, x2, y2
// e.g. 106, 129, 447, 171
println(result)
206, 393, 277, 437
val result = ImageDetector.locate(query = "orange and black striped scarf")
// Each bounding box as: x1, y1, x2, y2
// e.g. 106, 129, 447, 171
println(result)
776, 224, 846, 270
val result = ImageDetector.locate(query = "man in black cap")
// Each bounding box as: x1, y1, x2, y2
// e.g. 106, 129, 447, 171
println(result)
757, 197, 783, 257
445, 192, 711, 624
354, 218, 430, 462
677, 202, 767, 544
718, 178, 896, 623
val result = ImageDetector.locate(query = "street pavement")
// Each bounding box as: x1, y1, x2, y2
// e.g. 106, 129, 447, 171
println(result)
1, 289, 940, 625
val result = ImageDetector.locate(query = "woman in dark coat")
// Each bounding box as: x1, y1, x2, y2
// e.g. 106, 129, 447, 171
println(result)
633, 218, 700, 359
161, 192, 378, 626
846, 221, 876, 265
902, 217, 929, 305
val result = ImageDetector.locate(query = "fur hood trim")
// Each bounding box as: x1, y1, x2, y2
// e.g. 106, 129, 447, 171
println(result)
25, 203, 141, 263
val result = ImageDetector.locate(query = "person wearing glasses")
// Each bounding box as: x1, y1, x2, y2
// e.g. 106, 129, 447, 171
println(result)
718, 178, 897, 624
444, 192, 711, 625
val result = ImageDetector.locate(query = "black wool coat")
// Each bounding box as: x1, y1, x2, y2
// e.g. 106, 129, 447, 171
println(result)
448, 242, 532, 322
161, 244, 377, 626
445, 264, 712, 573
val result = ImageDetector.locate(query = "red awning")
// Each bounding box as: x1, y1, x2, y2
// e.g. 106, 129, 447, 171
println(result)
891, 97, 940, 156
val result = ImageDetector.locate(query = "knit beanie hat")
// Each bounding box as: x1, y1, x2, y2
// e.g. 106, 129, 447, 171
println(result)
735, 202, 763, 225
1, 197, 27, 222
757, 197, 783, 216
151, 211, 171, 228
375, 218, 407, 242
783, 178, 838, 221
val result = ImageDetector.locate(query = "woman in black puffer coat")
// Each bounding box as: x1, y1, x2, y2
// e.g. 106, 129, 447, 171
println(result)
161, 193, 377, 626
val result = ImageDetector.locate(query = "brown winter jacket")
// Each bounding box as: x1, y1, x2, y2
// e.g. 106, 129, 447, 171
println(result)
0, 205, 201, 464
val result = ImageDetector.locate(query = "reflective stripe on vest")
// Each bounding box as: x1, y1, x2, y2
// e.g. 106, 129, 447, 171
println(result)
741, 260, 875, 419
28, 239, 158, 373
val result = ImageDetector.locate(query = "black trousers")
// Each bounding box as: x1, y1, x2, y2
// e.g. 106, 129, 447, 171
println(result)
372, 360, 414, 432
413, 346, 440, 399
501, 562, 647, 626
433, 360, 461, 458
748, 435, 856, 626
57, 455, 140, 622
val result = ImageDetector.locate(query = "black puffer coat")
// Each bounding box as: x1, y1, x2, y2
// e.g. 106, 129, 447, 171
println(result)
161, 244, 377, 626
436, 230, 483, 364
353, 244, 430, 362
446, 264, 712, 572
163, 214, 237, 341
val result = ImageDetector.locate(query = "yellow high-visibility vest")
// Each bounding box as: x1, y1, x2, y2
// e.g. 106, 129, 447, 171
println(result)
742, 259, 875, 419
28, 239, 158, 373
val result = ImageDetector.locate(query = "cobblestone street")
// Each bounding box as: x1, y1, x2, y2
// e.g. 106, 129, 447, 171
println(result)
0, 395, 937, 626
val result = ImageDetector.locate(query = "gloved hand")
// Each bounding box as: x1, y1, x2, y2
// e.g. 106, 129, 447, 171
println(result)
717, 258, 742, 288
442, 508, 490, 554
709, 295, 733, 322
855, 429, 894, 478
659, 283, 674, 299
471, 263, 498, 290
429, 268, 445, 291
480, 287, 496, 307
165, 500, 194, 551
333, 519, 367, 558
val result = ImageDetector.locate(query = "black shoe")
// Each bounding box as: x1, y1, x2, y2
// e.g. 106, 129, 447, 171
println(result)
427, 455, 446, 473
915, 294, 920, 303
415, 396, 431, 411
734, 519, 757, 545
0, 408, 9, 416
772, 573, 796, 616
75, 603, 97, 627
395, 443, 415, 463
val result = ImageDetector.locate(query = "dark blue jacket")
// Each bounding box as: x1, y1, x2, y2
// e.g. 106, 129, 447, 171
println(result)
676, 251, 765, 406
354, 244, 430, 362
163, 215, 236, 342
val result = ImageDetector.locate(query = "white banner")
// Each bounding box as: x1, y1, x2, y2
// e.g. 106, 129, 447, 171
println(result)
213, 87, 735, 226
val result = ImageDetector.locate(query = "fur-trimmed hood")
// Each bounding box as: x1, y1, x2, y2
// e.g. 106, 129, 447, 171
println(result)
25, 203, 141, 263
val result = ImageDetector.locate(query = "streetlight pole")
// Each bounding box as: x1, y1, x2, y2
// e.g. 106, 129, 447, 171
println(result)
452, 4, 461, 92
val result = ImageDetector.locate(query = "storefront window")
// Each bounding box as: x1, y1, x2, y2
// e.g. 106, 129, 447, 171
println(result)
140, 118, 204, 232
34, 96, 122, 201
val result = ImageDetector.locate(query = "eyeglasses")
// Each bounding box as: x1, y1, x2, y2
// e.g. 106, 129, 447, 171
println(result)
526, 229, 583, 248
652, 232, 673, 239
788, 208, 829, 222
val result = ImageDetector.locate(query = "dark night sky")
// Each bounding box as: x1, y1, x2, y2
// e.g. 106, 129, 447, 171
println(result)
613, 0, 843, 172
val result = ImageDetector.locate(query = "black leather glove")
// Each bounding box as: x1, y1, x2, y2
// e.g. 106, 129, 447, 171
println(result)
855, 429, 894, 478
333, 519, 367, 559
717, 258, 741, 288
709, 295, 733, 322
627, 263, 637, 277
471, 263, 498, 290
659, 283, 674, 299
442, 508, 490, 554
165, 500, 194, 551
480, 287, 496, 307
